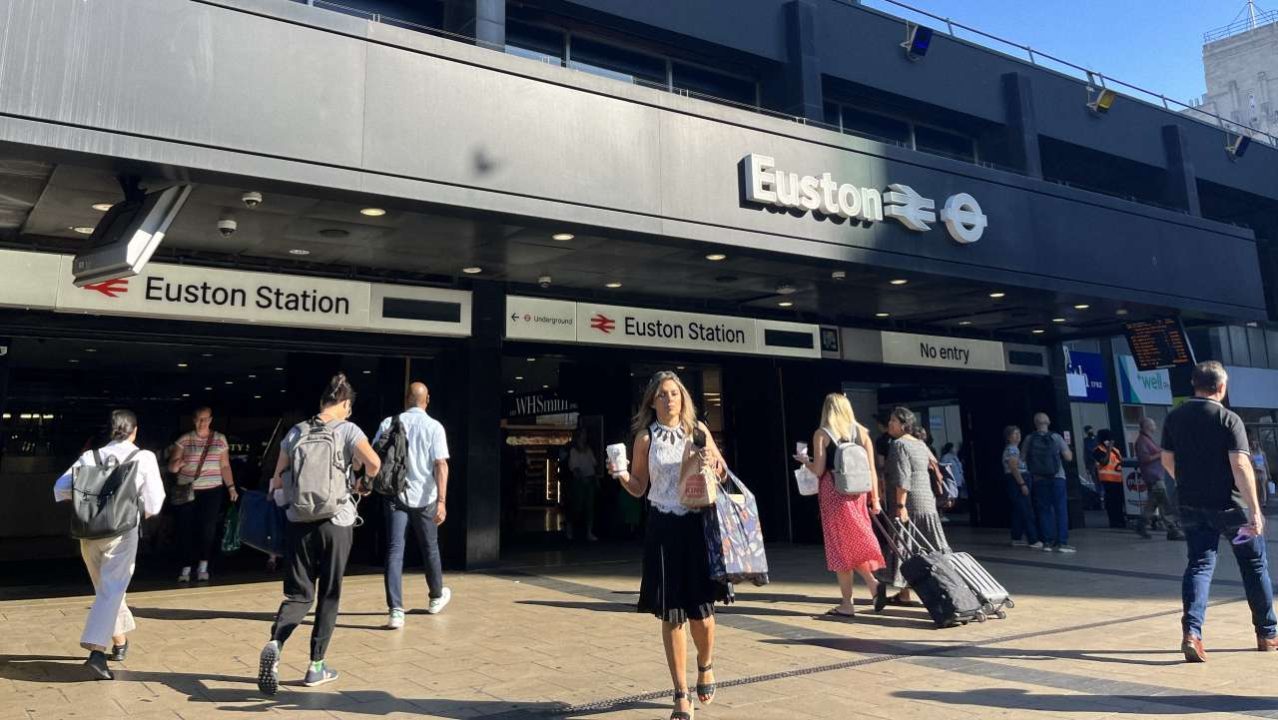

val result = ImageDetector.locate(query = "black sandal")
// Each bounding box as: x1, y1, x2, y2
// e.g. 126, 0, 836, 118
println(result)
671, 688, 693, 720
873, 583, 889, 613
696, 663, 716, 705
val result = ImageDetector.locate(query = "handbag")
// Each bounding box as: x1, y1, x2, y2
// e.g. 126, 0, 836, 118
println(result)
238, 489, 288, 557
170, 435, 214, 506
678, 428, 720, 509
703, 469, 769, 586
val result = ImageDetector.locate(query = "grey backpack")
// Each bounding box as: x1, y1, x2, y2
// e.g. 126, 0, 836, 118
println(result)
828, 427, 872, 495
71, 449, 143, 540
284, 418, 350, 521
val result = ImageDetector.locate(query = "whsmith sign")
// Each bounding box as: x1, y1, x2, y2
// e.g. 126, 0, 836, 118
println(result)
741, 154, 988, 244
0, 249, 471, 337
505, 296, 819, 359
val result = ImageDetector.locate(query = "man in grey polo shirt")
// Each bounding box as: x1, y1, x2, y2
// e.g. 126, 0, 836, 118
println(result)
375, 381, 452, 630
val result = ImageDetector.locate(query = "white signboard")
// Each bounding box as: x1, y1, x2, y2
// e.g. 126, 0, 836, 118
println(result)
504, 296, 819, 358
0, 250, 62, 311
505, 295, 577, 342
1116, 355, 1173, 405
881, 331, 1006, 372
0, 249, 470, 337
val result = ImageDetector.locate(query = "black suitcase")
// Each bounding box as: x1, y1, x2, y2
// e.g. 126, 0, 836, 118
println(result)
875, 515, 987, 628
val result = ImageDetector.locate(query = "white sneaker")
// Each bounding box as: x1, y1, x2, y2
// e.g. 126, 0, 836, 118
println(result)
427, 587, 452, 615
1011, 540, 1028, 547
1028, 542, 1044, 550
1041, 543, 1054, 552
177, 567, 191, 583
387, 608, 405, 629
197, 570, 210, 583
1055, 544, 1077, 554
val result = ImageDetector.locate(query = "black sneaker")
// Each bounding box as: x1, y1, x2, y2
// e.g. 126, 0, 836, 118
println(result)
303, 662, 339, 688
85, 651, 113, 681
257, 641, 280, 695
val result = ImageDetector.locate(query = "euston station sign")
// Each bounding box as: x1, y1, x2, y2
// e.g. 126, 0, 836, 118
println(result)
741, 153, 988, 244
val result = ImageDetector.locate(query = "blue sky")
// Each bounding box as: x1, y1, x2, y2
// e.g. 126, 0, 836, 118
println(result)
860, 0, 1258, 107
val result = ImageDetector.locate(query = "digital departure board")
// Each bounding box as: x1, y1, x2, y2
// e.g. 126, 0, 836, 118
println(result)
1123, 318, 1195, 371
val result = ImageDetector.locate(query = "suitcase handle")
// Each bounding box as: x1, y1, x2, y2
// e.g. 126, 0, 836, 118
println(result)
872, 512, 943, 560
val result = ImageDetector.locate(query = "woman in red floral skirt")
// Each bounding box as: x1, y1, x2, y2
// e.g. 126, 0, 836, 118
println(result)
796, 393, 884, 617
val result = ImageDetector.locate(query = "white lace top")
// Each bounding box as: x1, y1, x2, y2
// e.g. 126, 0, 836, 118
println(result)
647, 421, 690, 515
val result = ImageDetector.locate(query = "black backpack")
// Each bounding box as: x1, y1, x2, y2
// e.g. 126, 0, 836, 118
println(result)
371, 415, 410, 497
71, 449, 144, 540
1024, 431, 1062, 477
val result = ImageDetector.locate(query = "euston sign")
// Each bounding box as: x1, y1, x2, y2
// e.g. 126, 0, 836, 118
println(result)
741, 154, 988, 244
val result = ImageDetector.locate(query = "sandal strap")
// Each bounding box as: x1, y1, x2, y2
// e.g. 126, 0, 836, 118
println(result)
673, 689, 689, 700
697, 662, 713, 672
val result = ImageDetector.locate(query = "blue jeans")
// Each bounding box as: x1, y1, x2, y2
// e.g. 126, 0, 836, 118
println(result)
1180, 506, 1276, 639
383, 500, 444, 610
1006, 474, 1038, 544
1032, 475, 1068, 546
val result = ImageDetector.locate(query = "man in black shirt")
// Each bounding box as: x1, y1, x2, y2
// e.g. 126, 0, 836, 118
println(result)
1161, 361, 1275, 662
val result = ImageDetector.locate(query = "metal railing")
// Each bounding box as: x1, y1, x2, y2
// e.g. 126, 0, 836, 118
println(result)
854, 0, 1278, 147
1204, 7, 1278, 43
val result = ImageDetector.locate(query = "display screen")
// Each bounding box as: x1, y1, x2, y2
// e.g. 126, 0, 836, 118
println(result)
1123, 318, 1195, 371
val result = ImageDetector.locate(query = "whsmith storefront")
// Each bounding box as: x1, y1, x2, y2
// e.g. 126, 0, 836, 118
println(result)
0, 0, 1270, 570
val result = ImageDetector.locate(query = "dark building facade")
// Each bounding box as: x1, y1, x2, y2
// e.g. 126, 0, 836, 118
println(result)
0, 0, 1274, 570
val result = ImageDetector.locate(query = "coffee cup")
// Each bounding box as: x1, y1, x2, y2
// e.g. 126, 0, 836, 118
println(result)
796, 442, 809, 460
606, 443, 629, 473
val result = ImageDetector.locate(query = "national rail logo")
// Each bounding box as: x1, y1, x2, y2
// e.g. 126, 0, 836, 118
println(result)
590, 313, 617, 334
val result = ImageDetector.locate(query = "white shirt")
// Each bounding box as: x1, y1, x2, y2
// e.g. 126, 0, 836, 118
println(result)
54, 440, 166, 517
373, 408, 450, 508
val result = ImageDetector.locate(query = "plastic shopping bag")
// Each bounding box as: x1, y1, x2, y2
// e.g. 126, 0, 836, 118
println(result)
704, 470, 769, 586
794, 466, 819, 496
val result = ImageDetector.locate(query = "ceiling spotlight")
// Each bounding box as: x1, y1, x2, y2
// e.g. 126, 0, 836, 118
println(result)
526, 357, 536, 362
181, 393, 190, 397
605, 282, 623, 289
203, 353, 214, 358
288, 248, 311, 256
831, 270, 847, 280
676, 365, 686, 370
224, 381, 233, 385
70, 226, 96, 235
776, 283, 797, 295
360, 207, 386, 217
85, 348, 97, 353
552, 233, 575, 241
254, 395, 262, 399
69, 358, 80, 363
515, 375, 524, 381
958, 320, 973, 326
91, 202, 114, 212
889, 279, 909, 286
1087, 86, 1117, 114
462, 267, 483, 274
204, 386, 213, 391
362, 370, 371, 374
1073, 304, 1090, 310
875, 312, 891, 318
778, 301, 794, 308
1052, 318, 1067, 323
507, 389, 514, 395
989, 292, 1006, 299
274, 366, 284, 371
901, 22, 934, 61
1116, 309, 1130, 316
177, 362, 189, 368
1032, 329, 1046, 335
705, 253, 727, 262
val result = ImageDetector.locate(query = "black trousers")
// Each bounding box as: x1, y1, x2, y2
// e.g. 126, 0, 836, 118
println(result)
1103, 483, 1127, 528
270, 520, 353, 661
176, 487, 223, 568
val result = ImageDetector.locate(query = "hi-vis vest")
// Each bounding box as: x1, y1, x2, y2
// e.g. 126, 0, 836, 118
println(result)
1097, 447, 1124, 484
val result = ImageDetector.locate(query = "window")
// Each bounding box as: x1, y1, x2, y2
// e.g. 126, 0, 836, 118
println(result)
1229, 325, 1251, 366
1208, 326, 1233, 365
1268, 330, 1278, 370
568, 36, 667, 87
840, 106, 910, 146
671, 62, 756, 107
915, 124, 976, 163
505, 20, 564, 65
1248, 327, 1268, 369
823, 102, 841, 129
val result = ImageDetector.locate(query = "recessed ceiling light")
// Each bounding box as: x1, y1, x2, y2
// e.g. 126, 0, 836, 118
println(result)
542, 384, 549, 389
1246, 321, 1260, 328
360, 207, 386, 217
515, 375, 524, 381
202, 353, 214, 358
70, 226, 95, 235
1052, 318, 1067, 323
177, 362, 188, 368
274, 366, 283, 371
248, 374, 256, 379
831, 270, 847, 280
204, 386, 213, 391
69, 358, 79, 363
889, 279, 909, 286
778, 301, 794, 308
462, 266, 483, 275
705, 253, 727, 261
875, 312, 891, 318
224, 381, 234, 385
552, 233, 575, 241
1032, 329, 1046, 335
1116, 309, 1130, 316
958, 320, 973, 326
181, 393, 190, 398
362, 370, 371, 374
1073, 304, 1090, 310
91, 203, 114, 212
506, 389, 514, 394
280, 389, 286, 393
526, 357, 536, 362
84, 348, 97, 353
989, 292, 1006, 299
676, 366, 686, 370
288, 248, 311, 256
254, 395, 262, 399
605, 282, 623, 289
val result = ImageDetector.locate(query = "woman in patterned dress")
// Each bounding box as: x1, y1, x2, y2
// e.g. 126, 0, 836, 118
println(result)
609, 371, 729, 720
796, 393, 884, 618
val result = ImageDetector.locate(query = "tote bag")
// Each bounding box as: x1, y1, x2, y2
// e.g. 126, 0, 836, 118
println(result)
704, 470, 769, 586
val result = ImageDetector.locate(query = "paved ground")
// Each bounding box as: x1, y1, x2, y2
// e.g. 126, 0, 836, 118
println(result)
3, 513, 1277, 719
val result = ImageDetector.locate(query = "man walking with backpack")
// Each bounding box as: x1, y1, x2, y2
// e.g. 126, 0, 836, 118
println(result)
1021, 413, 1076, 553
53, 409, 165, 680
258, 374, 382, 694
373, 381, 452, 630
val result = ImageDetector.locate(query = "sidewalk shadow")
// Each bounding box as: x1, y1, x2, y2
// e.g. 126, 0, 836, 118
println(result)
896, 687, 1278, 715
517, 600, 633, 614
130, 607, 380, 631
766, 636, 1213, 667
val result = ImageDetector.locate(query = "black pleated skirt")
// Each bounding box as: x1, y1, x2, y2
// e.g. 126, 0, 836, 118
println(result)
637, 507, 734, 623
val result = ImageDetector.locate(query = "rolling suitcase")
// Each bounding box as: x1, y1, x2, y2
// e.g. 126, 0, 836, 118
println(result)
874, 515, 985, 628
949, 551, 1014, 618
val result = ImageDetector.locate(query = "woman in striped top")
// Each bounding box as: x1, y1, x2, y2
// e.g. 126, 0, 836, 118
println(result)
166, 406, 238, 583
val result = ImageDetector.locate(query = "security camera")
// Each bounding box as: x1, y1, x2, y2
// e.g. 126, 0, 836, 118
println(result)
241, 191, 263, 209
217, 218, 238, 238
538, 275, 552, 289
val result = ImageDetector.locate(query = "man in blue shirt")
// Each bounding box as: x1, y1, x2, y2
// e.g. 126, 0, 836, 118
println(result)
374, 382, 451, 629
